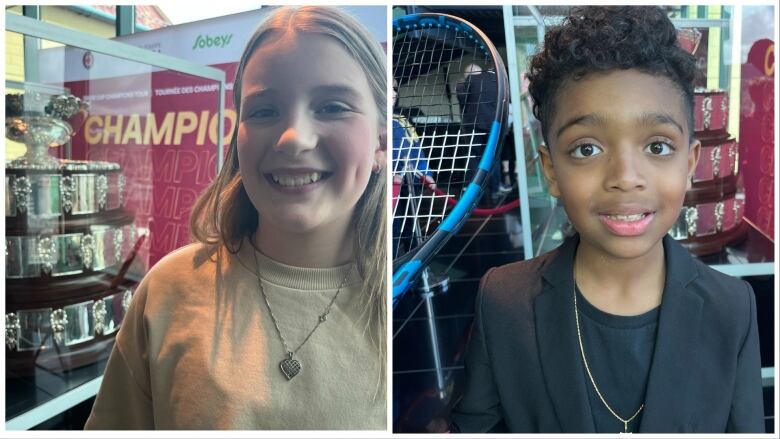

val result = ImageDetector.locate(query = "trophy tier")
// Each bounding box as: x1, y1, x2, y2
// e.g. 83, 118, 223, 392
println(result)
672, 89, 747, 255
5, 279, 136, 376
5, 92, 138, 376
693, 88, 730, 142
6, 161, 127, 231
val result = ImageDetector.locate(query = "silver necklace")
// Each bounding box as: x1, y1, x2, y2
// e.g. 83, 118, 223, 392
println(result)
253, 248, 351, 381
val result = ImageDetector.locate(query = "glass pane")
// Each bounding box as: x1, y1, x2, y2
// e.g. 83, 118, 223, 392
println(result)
509, 5, 772, 263
5, 29, 223, 420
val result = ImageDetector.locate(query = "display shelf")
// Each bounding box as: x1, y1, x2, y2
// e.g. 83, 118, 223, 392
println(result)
5, 363, 106, 430
697, 221, 774, 276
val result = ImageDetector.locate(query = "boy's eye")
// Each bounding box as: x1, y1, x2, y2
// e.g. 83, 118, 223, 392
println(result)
645, 141, 674, 156
570, 143, 603, 159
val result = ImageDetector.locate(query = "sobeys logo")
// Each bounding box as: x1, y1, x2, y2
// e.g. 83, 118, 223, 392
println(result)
192, 33, 233, 50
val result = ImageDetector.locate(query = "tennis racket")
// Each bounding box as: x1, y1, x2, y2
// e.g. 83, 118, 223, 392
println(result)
392, 13, 509, 304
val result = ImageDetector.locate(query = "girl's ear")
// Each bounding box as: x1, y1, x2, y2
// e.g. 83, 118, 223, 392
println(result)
373, 130, 387, 173
538, 145, 561, 198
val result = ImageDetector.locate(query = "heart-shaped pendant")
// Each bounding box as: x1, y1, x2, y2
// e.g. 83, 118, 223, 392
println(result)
280, 357, 301, 380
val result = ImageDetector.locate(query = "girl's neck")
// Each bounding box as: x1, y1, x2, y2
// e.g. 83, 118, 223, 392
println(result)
253, 221, 354, 269
573, 237, 666, 316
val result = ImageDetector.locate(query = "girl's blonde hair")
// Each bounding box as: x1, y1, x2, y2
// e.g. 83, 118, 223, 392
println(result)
189, 5, 386, 395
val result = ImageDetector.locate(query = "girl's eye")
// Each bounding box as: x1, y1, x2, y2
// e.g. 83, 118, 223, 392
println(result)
645, 141, 675, 156
247, 108, 278, 119
317, 103, 351, 115
570, 143, 603, 159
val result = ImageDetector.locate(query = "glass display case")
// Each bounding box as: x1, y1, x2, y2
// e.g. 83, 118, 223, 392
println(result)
5, 12, 226, 430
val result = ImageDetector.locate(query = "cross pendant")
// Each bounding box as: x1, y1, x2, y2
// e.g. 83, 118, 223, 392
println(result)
619, 421, 631, 434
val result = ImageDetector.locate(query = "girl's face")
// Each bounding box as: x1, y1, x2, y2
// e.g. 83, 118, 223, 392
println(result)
539, 69, 700, 262
237, 32, 384, 238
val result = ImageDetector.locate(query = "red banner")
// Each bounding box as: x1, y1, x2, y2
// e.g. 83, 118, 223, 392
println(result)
739, 38, 775, 241
65, 62, 237, 269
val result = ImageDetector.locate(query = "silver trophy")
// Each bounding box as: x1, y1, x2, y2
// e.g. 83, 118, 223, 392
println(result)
6, 92, 89, 169
5, 91, 137, 364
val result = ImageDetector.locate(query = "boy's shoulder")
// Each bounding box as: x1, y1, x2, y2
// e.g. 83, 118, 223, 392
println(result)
476, 236, 755, 321
476, 248, 562, 309
687, 253, 746, 288
684, 253, 755, 316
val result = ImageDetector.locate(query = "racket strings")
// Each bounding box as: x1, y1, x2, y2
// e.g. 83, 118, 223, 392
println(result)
392, 23, 498, 260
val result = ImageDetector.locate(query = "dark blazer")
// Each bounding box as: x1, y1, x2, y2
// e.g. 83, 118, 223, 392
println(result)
450, 234, 764, 433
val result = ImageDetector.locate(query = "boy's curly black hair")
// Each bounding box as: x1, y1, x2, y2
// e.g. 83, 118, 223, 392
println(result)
527, 6, 697, 145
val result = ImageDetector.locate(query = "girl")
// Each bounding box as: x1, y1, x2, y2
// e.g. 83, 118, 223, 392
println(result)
85, 6, 387, 430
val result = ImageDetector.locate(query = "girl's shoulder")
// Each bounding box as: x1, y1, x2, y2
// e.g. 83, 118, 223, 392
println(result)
129, 241, 256, 323
135, 242, 228, 305
147, 242, 217, 281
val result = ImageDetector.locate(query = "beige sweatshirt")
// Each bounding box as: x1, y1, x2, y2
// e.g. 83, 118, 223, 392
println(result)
84, 241, 385, 430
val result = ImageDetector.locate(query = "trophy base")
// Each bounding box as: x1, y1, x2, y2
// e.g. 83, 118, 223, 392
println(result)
679, 219, 749, 256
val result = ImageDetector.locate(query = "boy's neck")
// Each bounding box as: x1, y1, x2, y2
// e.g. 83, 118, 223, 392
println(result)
573, 237, 666, 316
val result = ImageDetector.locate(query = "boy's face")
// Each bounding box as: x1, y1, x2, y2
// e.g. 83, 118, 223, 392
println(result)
539, 69, 700, 261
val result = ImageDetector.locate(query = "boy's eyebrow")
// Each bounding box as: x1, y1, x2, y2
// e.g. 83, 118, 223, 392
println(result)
555, 111, 684, 139
638, 111, 684, 135
555, 113, 607, 139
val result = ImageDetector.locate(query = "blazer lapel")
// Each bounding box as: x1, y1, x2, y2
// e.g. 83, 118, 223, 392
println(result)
639, 235, 703, 432
534, 235, 596, 433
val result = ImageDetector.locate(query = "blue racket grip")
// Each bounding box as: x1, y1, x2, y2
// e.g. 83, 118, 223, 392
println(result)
393, 260, 422, 300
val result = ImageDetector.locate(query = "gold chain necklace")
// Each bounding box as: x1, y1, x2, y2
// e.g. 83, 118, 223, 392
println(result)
252, 248, 351, 381
573, 280, 644, 434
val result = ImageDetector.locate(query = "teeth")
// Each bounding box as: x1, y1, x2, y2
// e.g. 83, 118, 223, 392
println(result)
271, 172, 322, 187
607, 213, 647, 222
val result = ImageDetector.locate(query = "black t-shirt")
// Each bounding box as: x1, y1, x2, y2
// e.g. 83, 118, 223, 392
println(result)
575, 285, 660, 433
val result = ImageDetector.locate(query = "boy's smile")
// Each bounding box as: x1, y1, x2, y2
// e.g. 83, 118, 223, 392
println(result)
540, 69, 700, 261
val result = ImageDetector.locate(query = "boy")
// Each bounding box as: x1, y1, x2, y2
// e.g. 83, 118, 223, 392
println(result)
449, 6, 764, 433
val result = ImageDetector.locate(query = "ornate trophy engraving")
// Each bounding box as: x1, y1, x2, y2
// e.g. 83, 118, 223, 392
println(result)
6, 93, 89, 169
